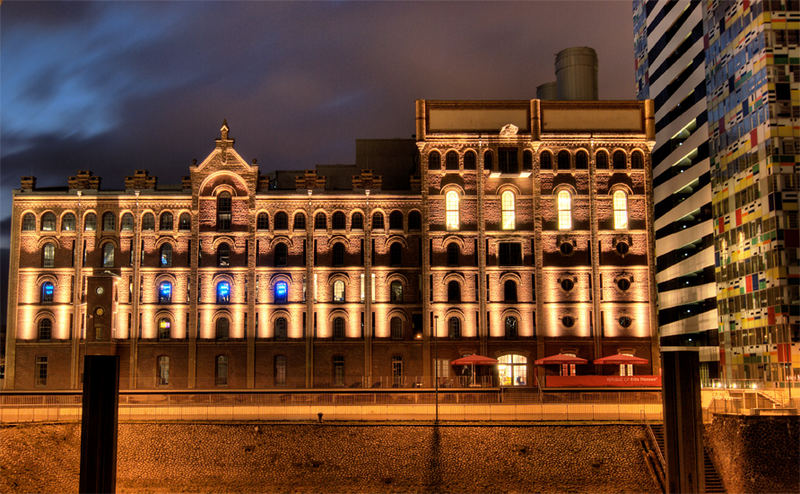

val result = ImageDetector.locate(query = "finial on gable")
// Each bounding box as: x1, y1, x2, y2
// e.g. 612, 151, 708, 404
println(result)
220, 119, 229, 140
216, 119, 234, 149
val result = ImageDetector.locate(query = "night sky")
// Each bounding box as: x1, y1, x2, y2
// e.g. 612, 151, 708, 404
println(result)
0, 1, 637, 319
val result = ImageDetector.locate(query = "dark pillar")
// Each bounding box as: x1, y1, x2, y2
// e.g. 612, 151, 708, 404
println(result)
661, 347, 704, 493
79, 355, 120, 494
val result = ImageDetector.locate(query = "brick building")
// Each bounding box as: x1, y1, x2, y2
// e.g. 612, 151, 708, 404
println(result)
3, 98, 658, 390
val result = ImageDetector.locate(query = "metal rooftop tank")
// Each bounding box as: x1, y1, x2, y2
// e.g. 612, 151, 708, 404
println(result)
555, 47, 598, 100
536, 81, 558, 100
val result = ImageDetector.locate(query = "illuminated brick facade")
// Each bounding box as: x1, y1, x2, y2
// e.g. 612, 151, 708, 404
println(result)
4, 99, 658, 390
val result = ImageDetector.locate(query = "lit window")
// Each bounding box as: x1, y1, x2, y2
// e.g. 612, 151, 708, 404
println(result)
390, 280, 403, 303
157, 356, 169, 385
217, 243, 230, 267
613, 190, 628, 229
22, 213, 36, 231
121, 213, 133, 231
42, 243, 55, 268
274, 281, 288, 303
333, 280, 345, 303
445, 191, 459, 230
102, 212, 115, 231
160, 243, 173, 267
501, 190, 515, 230
360, 274, 365, 301
216, 281, 231, 304
102, 242, 114, 268
159, 281, 172, 304
557, 190, 572, 230
41, 212, 56, 231
84, 213, 97, 231
158, 318, 171, 339
62, 213, 76, 232
498, 354, 527, 386
41, 282, 55, 303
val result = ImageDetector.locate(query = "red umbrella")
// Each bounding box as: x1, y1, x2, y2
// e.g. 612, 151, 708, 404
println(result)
593, 354, 649, 365
534, 354, 587, 365
450, 355, 498, 386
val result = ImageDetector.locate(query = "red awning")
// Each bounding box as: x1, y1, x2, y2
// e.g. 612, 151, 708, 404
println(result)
593, 354, 649, 365
534, 354, 588, 365
450, 354, 498, 366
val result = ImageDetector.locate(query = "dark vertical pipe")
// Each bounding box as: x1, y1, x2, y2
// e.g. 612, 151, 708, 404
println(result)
79, 355, 119, 494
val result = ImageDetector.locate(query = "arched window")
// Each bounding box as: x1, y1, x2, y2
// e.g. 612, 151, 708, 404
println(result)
445, 151, 459, 170
505, 316, 518, 339
445, 191, 459, 230
372, 212, 384, 230
332, 317, 346, 339
159, 243, 173, 267
215, 355, 228, 386
216, 281, 231, 304
333, 280, 345, 302
332, 211, 346, 230
314, 212, 327, 230
84, 213, 97, 231
159, 281, 172, 304
274, 243, 288, 267
332, 242, 345, 266
62, 213, 76, 232
390, 280, 403, 303
498, 354, 527, 386
158, 318, 171, 339
631, 150, 644, 169
596, 150, 609, 169
428, 151, 441, 170
38, 318, 52, 341
483, 150, 493, 171
274, 318, 288, 340
613, 150, 627, 169
540, 151, 553, 169
464, 150, 477, 170
613, 190, 629, 229
274, 211, 288, 230
447, 280, 461, 302
156, 212, 171, 231
274, 281, 288, 303
557, 150, 571, 170
121, 213, 133, 231
448, 317, 461, 339
157, 356, 170, 385
557, 190, 572, 230
41, 282, 55, 303
178, 212, 191, 230
446, 243, 459, 266
217, 243, 231, 267
504, 280, 518, 302
274, 355, 287, 385
257, 212, 269, 230
102, 242, 115, 268
575, 150, 589, 169
390, 317, 403, 339
141, 213, 154, 231
390, 243, 402, 266
389, 210, 403, 230
216, 317, 230, 340
41, 212, 56, 231
522, 150, 533, 171
351, 212, 364, 230
217, 192, 232, 230
292, 212, 304, 230
501, 190, 515, 230
408, 211, 421, 230
42, 242, 55, 268
22, 213, 36, 231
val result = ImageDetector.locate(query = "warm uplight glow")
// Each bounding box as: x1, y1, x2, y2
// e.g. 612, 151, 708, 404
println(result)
501, 190, 515, 230
445, 190, 459, 230
557, 190, 571, 230
613, 190, 628, 229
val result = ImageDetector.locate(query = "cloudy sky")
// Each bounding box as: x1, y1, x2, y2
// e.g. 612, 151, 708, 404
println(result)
0, 0, 637, 316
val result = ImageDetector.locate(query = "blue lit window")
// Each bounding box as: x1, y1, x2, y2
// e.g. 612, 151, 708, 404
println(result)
216, 281, 231, 304
159, 281, 172, 304
274, 281, 288, 304
41, 282, 54, 303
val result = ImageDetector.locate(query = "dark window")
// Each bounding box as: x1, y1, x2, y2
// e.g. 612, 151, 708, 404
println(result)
41, 282, 54, 303
274, 243, 288, 267
498, 243, 522, 266
617, 278, 631, 291
314, 213, 327, 230
616, 241, 629, 255
447, 280, 461, 302
215, 318, 229, 340
275, 318, 288, 340
391, 356, 403, 386
291, 212, 304, 230
390, 280, 403, 303
596, 150, 609, 169
562, 316, 574, 327
372, 212, 384, 230
333, 317, 345, 339
274, 355, 287, 384
121, 213, 134, 232
351, 212, 363, 230
484, 150, 493, 170
445, 151, 459, 170
42, 242, 55, 268
332, 211, 346, 230
216, 281, 231, 304
159, 212, 173, 231
217, 192, 232, 230
141, 213, 154, 231
36, 356, 48, 386
498, 148, 518, 173
85, 213, 97, 231
390, 243, 402, 266
159, 281, 172, 304
504, 280, 518, 302
390, 317, 403, 339
257, 212, 269, 230
178, 213, 191, 230
102, 242, 115, 268
389, 210, 403, 230
560, 279, 574, 291
575, 150, 589, 169
408, 211, 421, 230
447, 243, 459, 266
448, 317, 461, 339
333, 356, 345, 386
619, 316, 632, 328
22, 213, 35, 231
217, 243, 231, 267
540, 151, 553, 169
62, 213, 76, 231
505, 316, 518, 339
464, 150, 477, 169
560, 242, 574, 256
613, 151, 627, 169
557, 150, 571, 170
522, 150, 533, 170
42, 212, 57, 231
631, 150, 644, 169
266, 211, 283, 230
332, 242, 345, 266
157, 356, 169, 385
215, 355, 228, 386
428, 151, 441, 170
159, 243, 173, 267
38, 319, 52, 340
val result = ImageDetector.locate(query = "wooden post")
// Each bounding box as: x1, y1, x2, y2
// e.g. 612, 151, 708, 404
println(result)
79, 355, 120, 494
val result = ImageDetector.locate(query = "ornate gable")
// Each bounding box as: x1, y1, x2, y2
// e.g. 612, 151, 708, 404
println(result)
192, 120, 257, 176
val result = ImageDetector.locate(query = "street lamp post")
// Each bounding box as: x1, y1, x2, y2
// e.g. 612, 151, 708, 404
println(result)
434, 315, 439, 423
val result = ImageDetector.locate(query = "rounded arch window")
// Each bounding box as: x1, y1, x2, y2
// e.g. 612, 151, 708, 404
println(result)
62, 213, 76, 232
408, 211, 421, 231
390, 317, 403, 339
121, 213, 134, 231
101, 242, 115, 268
314, 212, 327, 230
84, 213, 97, 231
631, 150, 644, 169
332, 211, 346, 230
215, 317, 230, 340
216, 191, 232, 230
389, 242, 403, 266
501, 190, 515, 230
557, 190, 572, 230
41, 281, 55, 303
42, 242, 56, 268
159, 243, 173, 267
616, 241, 630, 256
560, 279, 574, 291
389, 210, 403, 230
445, 151, 459, 170
540, 150, 553, 169
428, 151, 441, 170
159, 212, 173, 231
38, 318, 53, 341
390, 280, 403, 303
257, 212, 269, 231
274, 211, 289, 230
292, 212, 305, 230
332, 317, 346, 339
446, 243, 459, 266
41, 212, 57, 231
274, 281, 288, 303
371, 212, 384, 230
22, 213, 36, 231
447, 317, 461, 339
158, 281, 172, 304
332, 242, 345, 267
619, 316, 632, 328
216, 281, 231, 304
562, 316, 575, 328
613, 150, 627, 169
333, 280, 345, 303
596, 150, 609, 169
158, 318, 171, 340
557, 150, 571, 170
178, 212, 191, 230
483, 150, 493, 170
217, 243, 231, 267
617, 278, 631, 291
445, 191, 460, 230
575, 150, 589, 169
504, 280, 518, 302
464, 150, 477, 170
447, 280, 461, 302
559, 242, 574, 256
274, 317, 288, 340
613, 190, 628, 229
274, 242, 288, 267
504, 316, 519, 339
141, 212, 155, 231
351, 212, 364, 230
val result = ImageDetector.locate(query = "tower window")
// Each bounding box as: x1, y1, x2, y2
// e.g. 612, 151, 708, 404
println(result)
178, 213, 191, 230
215, 318, 229, 340
575, 150, 589, 169
274, 281, 288, 303
216, 281, 231, 304
447, 243, 459, 266
390, 243, 402, 266
389, 210, 403, 230
159, 212, 173, 231
522, 150, 533, 171
159, 281, 172, 304
292, 212, 304, 230
41, 282, 55, 303
445, 191, 459, 230
540, 151, 552, 169
314, 212, 327, 230
36, 356, 49, 386
445, 151, 459, 170
390, 280, 403, 303
408, 211, 421, 230
42, 242, 55, 268
504, 280, 518, 302
274, 242, 288, 267
372, 212, 384, 230
158, 318, 171, 339
448, 317, 461, 339
631, 150, 644, 169
557, 190, 572, 230
613, 150, 627, 169
447, 280, 461, 302
557, 150, 571, 170
275, 318, 288, 340
501, 190, 515, 230
333, 280, 345, 303
613, 190, 628, 229
274, 355, 287, 385
596, 150, 609, 169
84, 213, 97, 231
22, 213, 35, 231
504, 316, 518, 339
42, 212, 57, 231
484, 150, 493, 171
62, 213, 77, 232
217, 192, 232, 230
217, 243, 231, 267
274, 212, 288, 230
332, 211, 346, 230
257, 212, 269, 230
498, 148, 518, 173
332, 242, 345, 266
38, 319, 52, 341
464, 150, 477, 170
159, 243, 173, 267
391, 317, 403, 339
428, 151, 441, 170
351, 212, 363, 230
333, 317, 346, 339
102, 242, 115, 268
157, 356, 169, 385
141, 213, 154, 231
